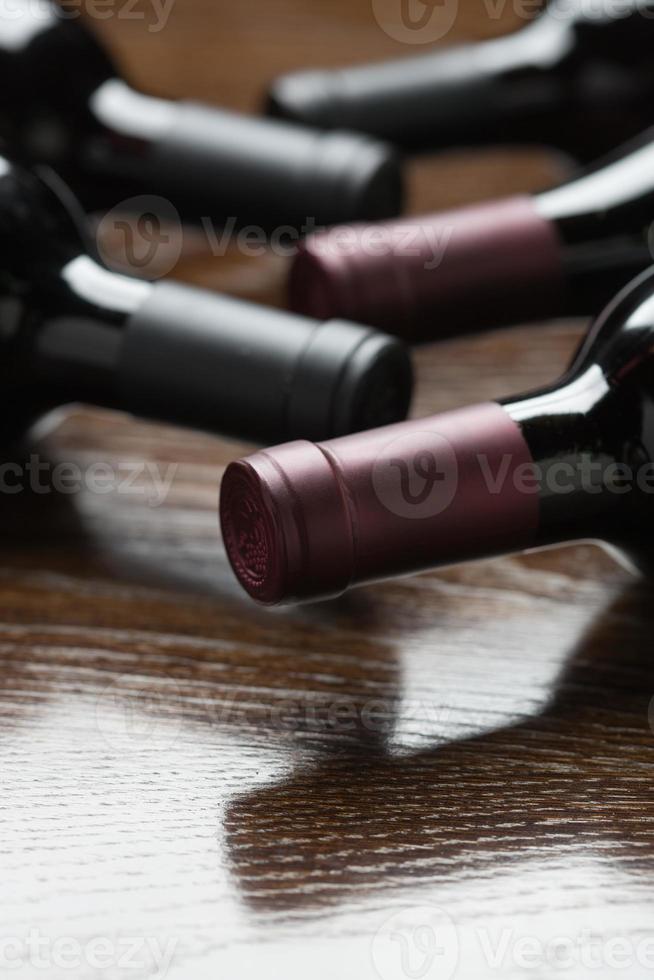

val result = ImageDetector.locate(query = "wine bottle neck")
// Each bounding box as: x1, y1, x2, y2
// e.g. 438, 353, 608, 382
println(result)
0, 4, 114, 120
89, 79, 179, 147
269, 0, 654, 159
535, 134, 654, 244
28, 255, 154, 409
24, 78, 182, 213
502, 365, 629, 548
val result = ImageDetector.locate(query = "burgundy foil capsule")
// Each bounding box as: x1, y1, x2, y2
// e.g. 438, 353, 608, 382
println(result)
289, 196, 566, 341
220, 403, 539, 605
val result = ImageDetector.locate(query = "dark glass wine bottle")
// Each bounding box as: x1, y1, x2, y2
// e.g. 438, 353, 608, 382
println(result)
0, 154, 412, 447
289, 129, 654, 341
221, 266, 654, 604
268, 0, 654, 162
0, 0, 402, 231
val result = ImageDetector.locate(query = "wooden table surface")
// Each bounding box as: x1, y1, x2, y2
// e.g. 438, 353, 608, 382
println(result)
3, 2, 654, 978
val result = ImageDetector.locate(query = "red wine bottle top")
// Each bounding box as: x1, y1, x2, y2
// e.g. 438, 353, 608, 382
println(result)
220, 403, 539, 604
289, 197, 565, 339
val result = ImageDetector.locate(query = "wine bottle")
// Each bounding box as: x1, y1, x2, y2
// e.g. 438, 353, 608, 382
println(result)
0, 154, 413, 446
268, 0, 654, 162
221, 266, 654, 604
289, 129, 654, 341
0, 0, 403, 231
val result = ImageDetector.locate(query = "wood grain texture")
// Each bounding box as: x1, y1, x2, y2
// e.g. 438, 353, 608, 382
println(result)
2, 1, 653, 978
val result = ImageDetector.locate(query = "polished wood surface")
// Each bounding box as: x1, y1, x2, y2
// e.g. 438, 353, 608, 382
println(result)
3, 2, 653, 978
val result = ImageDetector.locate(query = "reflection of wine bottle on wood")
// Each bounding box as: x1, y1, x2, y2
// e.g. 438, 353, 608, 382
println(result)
0, 0, 403, 230
222, 267, 654, 603
0, 155, 413, 446
268, 0, 654, 162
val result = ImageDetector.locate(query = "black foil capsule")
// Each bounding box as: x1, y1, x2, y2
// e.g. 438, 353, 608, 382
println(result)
0, 156, 413, 446
267, 0, 654, 163
0, 0, 403, 232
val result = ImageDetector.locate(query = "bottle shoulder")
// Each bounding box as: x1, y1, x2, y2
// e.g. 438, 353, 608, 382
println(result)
0, 157, 87, 276
0, 1, 114, 114
570, 268, 654, 381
